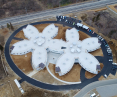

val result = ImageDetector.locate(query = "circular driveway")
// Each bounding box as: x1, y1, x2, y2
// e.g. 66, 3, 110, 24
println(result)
5, 21, 113, 91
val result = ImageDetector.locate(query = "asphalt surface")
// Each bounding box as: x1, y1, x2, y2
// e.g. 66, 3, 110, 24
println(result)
96, 84, 117, 97
0, 0, 117, 27
4, 20, 114, 91
74, 79, 117, 97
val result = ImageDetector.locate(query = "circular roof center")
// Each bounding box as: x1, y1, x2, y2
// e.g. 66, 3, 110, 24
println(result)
70, 42, 82, 53
34, 36, 45, 46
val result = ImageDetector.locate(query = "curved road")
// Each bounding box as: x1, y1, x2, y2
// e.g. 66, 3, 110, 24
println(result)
0, 0, 117, 27
74, 78, 117, 97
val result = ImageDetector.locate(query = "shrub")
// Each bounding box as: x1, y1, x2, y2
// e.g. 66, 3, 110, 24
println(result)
92, 13, 100, 22
108, 30, 117, 38
81, 14, 87, 21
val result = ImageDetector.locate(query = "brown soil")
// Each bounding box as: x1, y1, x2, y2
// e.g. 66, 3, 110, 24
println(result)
88, 7, 107, 12
79, 31, 90, 40
85, 63, 104, 79
49, 63, 81, 82
0, 28, 9, 36
90, 48, 103, 56
10, 52, 33, 74
32, 68, 65, 85
54, 24, 71, 41
15, 30, 28, 39
108, 4, 117, 13
0, 82, 14, 97
34, 24, 50, 32
10, 39, 20, 45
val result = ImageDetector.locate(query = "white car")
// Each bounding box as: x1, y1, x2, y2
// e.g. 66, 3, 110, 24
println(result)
109, 59, 113, 61
104, 74, 107, 78
90, 93, 96, 97
112, 63, 117, 65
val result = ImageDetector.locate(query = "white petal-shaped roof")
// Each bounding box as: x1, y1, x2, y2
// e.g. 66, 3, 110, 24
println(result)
65, 28, 79, 42
42, 24, 58, 39
82, 37, 101, 52
23, 25, 39, 39
10, 40, 33, 55
56, 53, 75, 76
32, 47, 47, 70
78, 52, 100, 74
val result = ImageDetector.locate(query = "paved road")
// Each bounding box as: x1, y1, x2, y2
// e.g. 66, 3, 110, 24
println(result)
74, 78, 117, 97
0, 0, 117, 27
96, 84, 117, 97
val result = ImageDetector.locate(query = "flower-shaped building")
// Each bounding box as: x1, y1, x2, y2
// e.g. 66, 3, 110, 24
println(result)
10, 24, 101, 76
55, 28, 101, 76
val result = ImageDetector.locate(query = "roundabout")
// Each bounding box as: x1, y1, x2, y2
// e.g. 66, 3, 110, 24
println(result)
5, 17, 113, 91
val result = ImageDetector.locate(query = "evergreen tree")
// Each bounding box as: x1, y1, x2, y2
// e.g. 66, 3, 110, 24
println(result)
10, 22, 14, 31
7, 23, 10, 29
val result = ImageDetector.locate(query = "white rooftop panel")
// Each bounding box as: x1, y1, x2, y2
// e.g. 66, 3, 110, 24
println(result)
32, 48, 47, 70
82, 37, 101, 52
42, 24, 58, 39
56, 53, 75, 76
11, 40, 33, 55
66, 28, 79, 42
78, 52, 100, 74
23, 25, 39, 39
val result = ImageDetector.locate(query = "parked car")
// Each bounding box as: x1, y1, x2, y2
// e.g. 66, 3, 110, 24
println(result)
109, 59, 113, 61
112, 65, 117, 70
108, 53, 112, 56
104, 74, 107, 78
90, 93, 96, 97
112, 63, 117, 65
108, 56, 112, 59
65, 20, 68, 22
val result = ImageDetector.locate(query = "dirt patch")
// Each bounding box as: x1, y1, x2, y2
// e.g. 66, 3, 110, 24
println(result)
88, 7, 107, 12
0, 82, 14, 97
34, 24, 50, 32
108, 4, 117, 13
90, 48, 103, 56
10, 39, 20, 45
49, 63, 81, 82
85, 63, 104, 79
54, 24, 71, 41
15, 30, 28, 39
32, 68, 65, 85
0, 28, 9, 36
79, 31, 90, 40
10, 52, 33, 74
